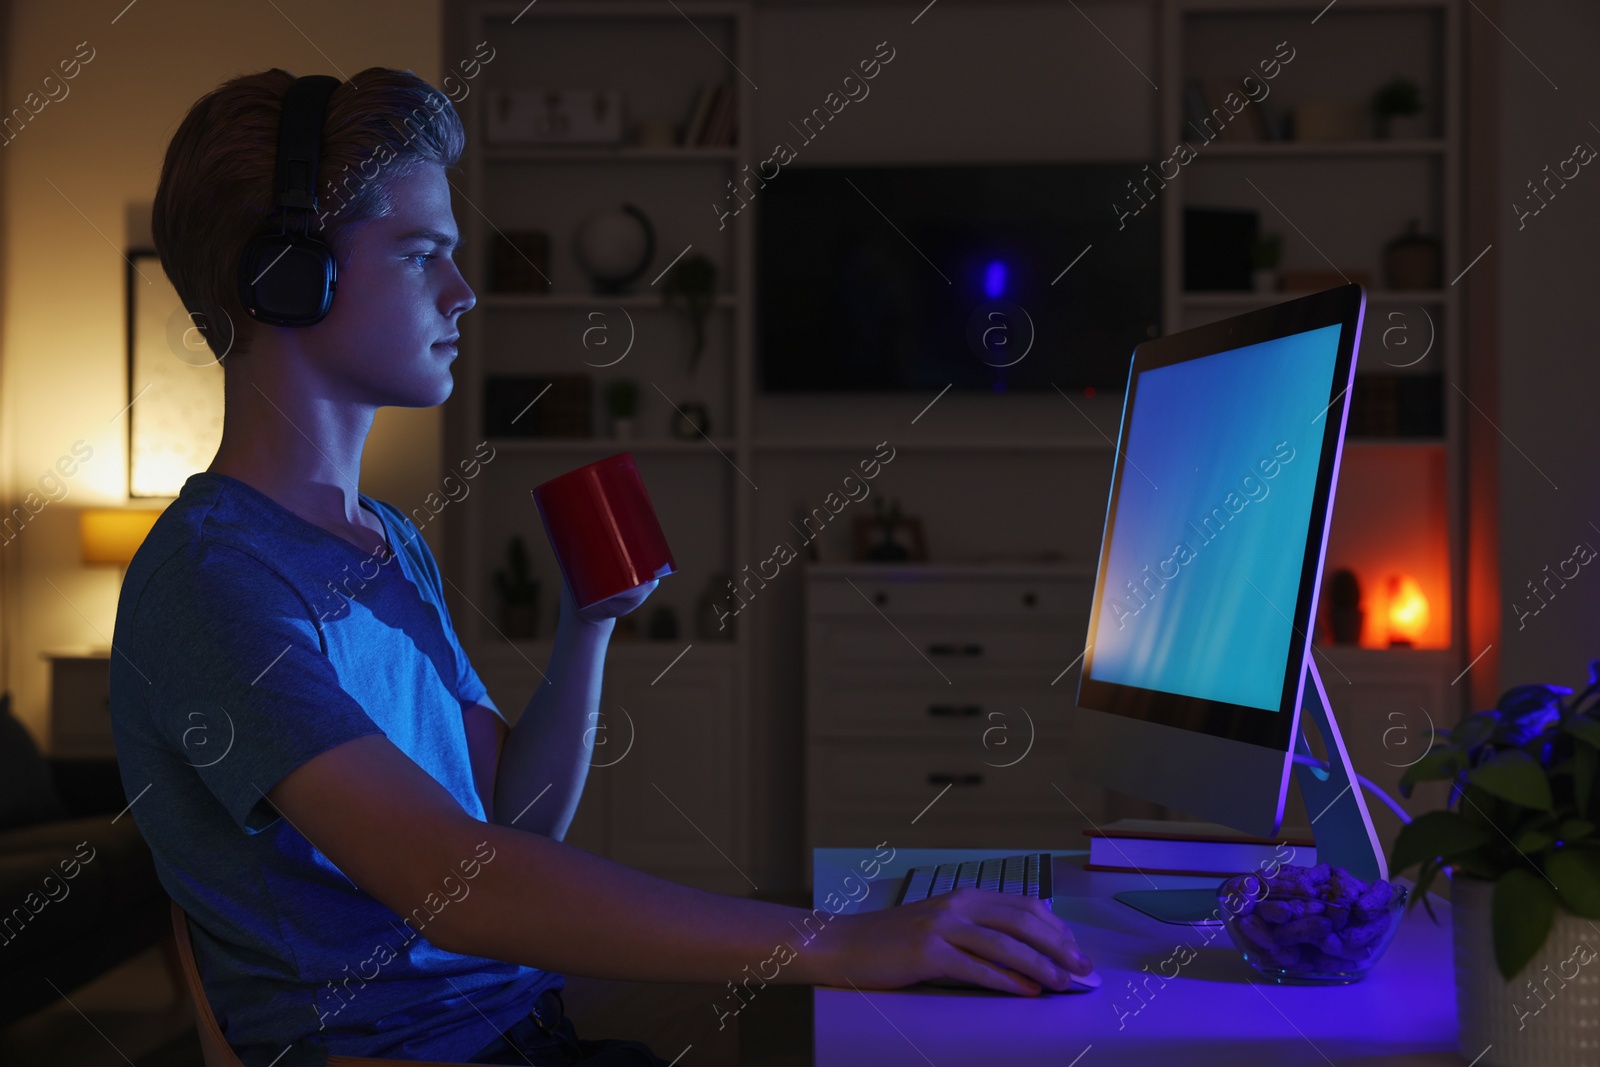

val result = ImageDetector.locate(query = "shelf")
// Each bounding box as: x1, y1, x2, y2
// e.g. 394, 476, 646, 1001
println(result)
754, 439, 1114, 452
485, 0, 745, 21
1345, 437, 1445, 448
488, 438, 738, 454
1194, 139, 1445, 158
474, 636, 739, 667
1179, 0, 1453, 14
1312, 644, 1454, 660
484, 145, 739, 163
806, 561, 1096, 580
480, 293, 739, 310
1182, 290, 1450, 307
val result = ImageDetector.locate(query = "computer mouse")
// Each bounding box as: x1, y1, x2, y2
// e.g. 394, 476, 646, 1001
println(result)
1056, 966, 1101, 992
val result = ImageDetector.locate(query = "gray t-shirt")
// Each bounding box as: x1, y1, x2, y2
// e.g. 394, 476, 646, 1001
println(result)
109, 471, 560, 1066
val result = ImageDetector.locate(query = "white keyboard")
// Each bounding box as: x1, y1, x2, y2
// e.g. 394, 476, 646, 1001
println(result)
896, 852, 1053, 906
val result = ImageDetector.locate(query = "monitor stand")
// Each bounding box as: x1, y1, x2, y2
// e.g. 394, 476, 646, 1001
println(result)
1112, 652, 1387, 925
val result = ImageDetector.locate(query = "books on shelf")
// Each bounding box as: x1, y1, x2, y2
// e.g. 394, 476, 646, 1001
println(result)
1083, 819, 1316, 877
682, 82, 736, 147
1183, 78, 1281, 143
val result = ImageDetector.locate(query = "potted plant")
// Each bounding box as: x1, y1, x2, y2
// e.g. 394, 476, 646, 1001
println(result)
494, 535, 540, 640
1250, 233, 1282, 294
1371, 76, 1425, 140
1390, 663, 1600, 1065
661, 253, 717, 376
602, 378, 639, 439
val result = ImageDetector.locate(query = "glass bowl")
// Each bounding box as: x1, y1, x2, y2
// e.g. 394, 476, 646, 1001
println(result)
1216, 872, 1408, 984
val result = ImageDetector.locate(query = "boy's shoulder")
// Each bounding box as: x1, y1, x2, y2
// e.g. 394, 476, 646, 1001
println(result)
123, 473, 369, 628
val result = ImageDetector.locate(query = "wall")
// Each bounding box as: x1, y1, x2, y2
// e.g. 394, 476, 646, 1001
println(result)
0, 0, 444, 741
1496, 0, 1600, 692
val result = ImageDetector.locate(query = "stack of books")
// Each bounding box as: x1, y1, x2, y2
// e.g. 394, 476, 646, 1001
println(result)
1182, 78, 1283, 143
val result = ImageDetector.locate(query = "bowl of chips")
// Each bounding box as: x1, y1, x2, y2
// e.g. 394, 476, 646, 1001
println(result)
1217, 862, 1406, 983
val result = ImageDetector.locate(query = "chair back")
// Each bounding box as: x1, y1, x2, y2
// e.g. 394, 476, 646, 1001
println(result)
169, 900, 248, 1067
168, 898, 477, 1067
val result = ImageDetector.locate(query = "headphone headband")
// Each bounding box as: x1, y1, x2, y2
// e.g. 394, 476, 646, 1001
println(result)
273, 74, 340, 217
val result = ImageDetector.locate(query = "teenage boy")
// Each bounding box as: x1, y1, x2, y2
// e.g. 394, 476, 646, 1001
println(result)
111, 67, 1092, 1067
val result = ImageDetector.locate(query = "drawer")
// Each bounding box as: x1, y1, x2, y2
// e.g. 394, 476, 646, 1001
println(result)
807, 577, 1091, 619
814, 619, 1086, 671
808, 737, 1098, 815
811, 685, 1071, 739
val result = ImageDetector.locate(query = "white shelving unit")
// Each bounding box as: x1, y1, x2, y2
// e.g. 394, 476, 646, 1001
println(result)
441, 0, 1473, 889
448, 1, 755, 891
1161, 0, 1470, 738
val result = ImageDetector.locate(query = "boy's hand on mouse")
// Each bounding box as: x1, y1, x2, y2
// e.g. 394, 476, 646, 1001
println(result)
560, 575, 659, 626
804, 888, 1093, 996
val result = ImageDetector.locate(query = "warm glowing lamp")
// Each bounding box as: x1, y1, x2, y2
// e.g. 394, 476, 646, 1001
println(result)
1386, 574, 1430, 647
80, 508, 163, 572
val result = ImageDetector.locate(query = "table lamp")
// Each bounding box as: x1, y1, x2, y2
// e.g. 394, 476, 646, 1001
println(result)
1385, 573, 1430, 647
80, 507, 164, 579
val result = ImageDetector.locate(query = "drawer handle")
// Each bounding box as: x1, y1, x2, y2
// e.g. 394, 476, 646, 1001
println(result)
927, 772, 984, 787
927, 643, 983, 657
928, 704, 982, 718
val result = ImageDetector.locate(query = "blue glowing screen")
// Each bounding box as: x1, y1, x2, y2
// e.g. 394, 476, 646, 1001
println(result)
983, 260, 1006, 298
1087, 324, 1342, 711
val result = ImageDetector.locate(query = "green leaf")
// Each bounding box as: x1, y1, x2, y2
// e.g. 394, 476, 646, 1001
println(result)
1390, 811, 1490, 875
1492, 867, 1557, 980
1399, 747, 1460, 797
1457, 851, 1501, 880
1469, 750, 1554, 811
1451, 713, 1499, 751
1559, 818, 1597, 842
1574, 745, 1598, 815
1546, 847, 1600, 918
1566, 715, 1600, 751
1517, 826, 1557, 853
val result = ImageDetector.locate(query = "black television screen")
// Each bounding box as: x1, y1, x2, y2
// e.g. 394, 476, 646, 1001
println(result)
757, 162, 1161, 392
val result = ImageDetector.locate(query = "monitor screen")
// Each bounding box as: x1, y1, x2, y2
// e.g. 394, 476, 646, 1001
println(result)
1083, 323, 1343, 712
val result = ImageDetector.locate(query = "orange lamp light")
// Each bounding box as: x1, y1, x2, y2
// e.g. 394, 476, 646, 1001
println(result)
1386, 574, 1430, 647
80, 508, 163, 568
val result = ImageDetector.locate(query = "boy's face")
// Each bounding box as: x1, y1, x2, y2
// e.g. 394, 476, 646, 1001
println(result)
303, 162, 474, 408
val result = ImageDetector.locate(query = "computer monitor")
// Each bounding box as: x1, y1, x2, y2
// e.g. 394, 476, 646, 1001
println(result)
1067, 284, 1385, 912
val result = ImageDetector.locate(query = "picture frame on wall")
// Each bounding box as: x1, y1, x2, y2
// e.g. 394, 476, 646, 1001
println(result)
126, 248, 224, 498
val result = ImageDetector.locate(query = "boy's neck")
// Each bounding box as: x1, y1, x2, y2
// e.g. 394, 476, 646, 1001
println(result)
209, 447, 389, 557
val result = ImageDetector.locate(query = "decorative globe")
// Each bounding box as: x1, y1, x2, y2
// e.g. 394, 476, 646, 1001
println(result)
573, 203, 655, 293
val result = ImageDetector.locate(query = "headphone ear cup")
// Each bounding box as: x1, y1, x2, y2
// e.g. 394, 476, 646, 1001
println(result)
238, 231, 338, 327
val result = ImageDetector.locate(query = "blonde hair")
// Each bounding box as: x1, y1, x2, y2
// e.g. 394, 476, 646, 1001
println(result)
151, 67, 466, 359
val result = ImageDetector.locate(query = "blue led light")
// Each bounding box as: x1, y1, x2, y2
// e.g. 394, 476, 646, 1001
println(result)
984, 260, 1006, 299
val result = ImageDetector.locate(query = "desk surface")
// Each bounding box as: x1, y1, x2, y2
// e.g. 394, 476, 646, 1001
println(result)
813, 847, 1463, 1067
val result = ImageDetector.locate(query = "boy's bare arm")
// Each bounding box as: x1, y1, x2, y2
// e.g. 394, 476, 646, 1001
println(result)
489, 593, 610, 838
267, 731, 1093, 992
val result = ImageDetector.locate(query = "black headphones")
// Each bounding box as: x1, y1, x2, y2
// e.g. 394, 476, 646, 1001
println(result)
236, 74, 342, 327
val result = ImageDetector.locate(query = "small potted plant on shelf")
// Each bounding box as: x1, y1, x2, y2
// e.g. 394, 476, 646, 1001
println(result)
1371, 76, 1425, 140
602, 378, 639, 440
1250, 233, 1282, 294
1389, 662, 1600, 1066
494, 535, 540, 640
661, 253, 717, 376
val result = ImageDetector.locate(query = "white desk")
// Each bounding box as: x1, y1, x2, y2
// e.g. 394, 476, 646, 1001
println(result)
813, 847, 1463, 1066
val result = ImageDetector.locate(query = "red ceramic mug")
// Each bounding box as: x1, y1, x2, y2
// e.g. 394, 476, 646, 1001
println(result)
531, 453, 676, 610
